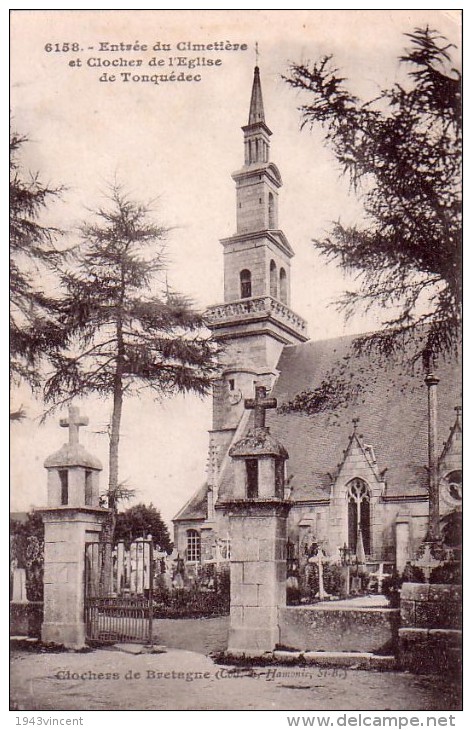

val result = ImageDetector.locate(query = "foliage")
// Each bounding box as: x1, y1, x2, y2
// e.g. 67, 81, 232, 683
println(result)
382, 570, 403, 607
115, 503, 173, 552
43, 185, 220, 543
285, 27, 461, 385
153, 586, 230, 618
10, 513, 44, 601
401, 562, 425, 583
153, 565, 230, 617
10, 129, 65, 390
302, 561, 346, 601
429, 561, 461, 584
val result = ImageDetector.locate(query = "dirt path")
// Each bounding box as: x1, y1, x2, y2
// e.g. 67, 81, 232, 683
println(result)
10, 647, 461, 712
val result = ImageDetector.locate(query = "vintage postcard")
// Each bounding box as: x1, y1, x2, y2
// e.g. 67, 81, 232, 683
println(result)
10, 8, 462, 717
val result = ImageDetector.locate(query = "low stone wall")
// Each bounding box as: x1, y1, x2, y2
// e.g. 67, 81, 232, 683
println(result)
278, 605, 400, 654
400, 582, 461, 629
398, 583, 462, 675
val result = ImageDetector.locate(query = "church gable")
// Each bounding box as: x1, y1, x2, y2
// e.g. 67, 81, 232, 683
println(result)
331, 423, 385, 500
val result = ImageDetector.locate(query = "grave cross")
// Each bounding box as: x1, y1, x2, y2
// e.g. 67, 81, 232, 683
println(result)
244, 384, 277, 429
60, 405, 89, 445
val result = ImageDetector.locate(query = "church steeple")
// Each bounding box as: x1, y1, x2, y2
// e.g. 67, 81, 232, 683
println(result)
248, 65, 266, 125
205, 63, 308, 435
242, 66, 272, 168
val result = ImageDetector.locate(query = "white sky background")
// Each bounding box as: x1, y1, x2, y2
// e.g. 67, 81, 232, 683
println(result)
9, 9, 461, 529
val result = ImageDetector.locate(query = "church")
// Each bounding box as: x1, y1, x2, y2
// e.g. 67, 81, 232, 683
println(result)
173, 65, 462, 576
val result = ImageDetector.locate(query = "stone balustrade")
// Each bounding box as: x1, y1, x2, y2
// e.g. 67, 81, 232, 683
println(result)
205, 296, 308, 336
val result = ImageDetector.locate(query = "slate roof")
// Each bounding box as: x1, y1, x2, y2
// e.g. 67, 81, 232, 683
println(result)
175, 333, 461, 520
266, 335, 461, 501
173, 482, 208, 522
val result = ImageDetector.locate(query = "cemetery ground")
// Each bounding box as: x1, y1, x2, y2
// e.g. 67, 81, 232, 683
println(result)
10, 626, 461, 712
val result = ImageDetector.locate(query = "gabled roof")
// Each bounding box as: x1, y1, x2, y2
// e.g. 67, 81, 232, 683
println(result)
266, 335, 461, 500
173, 482, 208, 522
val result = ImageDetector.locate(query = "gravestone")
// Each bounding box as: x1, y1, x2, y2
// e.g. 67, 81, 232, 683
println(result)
39, 405, 108, 648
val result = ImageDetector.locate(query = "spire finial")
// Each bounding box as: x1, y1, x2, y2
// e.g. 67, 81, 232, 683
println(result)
255, 41, 259, 67
352, 417, 360, 432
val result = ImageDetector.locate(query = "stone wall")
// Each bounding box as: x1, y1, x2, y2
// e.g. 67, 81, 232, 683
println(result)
279, 605, 400, 654
398, 583, 462, 675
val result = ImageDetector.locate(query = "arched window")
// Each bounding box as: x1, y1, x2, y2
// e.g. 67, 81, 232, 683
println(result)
279, 268, 288, 304
347, 478, 371, 555
240, 269, 252, 299
269, 260, 277, 298
269, 192, 276, 228
186, 530, 201, 562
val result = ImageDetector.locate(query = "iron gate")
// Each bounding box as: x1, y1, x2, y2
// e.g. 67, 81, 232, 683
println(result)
84, 540, 154, 644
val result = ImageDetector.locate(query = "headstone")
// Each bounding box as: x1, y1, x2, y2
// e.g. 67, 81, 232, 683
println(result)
12, 568, 27, 603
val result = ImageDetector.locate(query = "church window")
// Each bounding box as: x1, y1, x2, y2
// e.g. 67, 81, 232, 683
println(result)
347, 478, 371, 555
240, 269, 252, 298
269, 192, 276, 228
59, 469, 69, 505
246, 459, 259, 499
270, 260, 277, 298
85, 470, 93, 506
279, 268, 288, 304
186, 529, 201, 562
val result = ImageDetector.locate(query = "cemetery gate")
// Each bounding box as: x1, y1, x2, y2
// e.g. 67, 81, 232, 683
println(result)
84, 539, 154, 644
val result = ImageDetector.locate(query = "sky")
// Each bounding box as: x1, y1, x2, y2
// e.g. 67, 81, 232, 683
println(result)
9, 9, 461, 529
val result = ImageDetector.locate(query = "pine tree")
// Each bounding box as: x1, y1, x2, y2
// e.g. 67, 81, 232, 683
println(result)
285, 27, 461, 363
10, 129, 65, 397
44, 185, 220, 546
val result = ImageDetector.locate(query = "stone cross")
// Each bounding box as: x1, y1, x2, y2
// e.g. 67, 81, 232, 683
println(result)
244, 384, 277, 429
60, 405, 89, 445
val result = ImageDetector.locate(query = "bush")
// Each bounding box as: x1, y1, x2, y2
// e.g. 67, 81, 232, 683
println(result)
430, 561, 461, 584
401, 563, 425, 583
382, 571, 403, 607
153, 587, 230, 618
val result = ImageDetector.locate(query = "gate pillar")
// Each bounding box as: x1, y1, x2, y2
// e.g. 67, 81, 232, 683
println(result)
39, 405, 109, 649
219, 384, 290, 655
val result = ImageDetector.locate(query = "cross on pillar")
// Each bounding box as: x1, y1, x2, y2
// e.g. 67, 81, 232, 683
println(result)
60, 405, 89, 445
244, 384, 277, 429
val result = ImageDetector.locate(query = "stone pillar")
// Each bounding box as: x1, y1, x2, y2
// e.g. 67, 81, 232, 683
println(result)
40, 506, 107, 648
225, 500, 289, 654
425, 372, 440, 542
220, 383, 290, 655
40, 405, 108, 649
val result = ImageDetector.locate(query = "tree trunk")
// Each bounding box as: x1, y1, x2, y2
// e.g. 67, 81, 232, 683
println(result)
100, 270, 125, 594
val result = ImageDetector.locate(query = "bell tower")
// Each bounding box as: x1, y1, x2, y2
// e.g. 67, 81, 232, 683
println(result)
206, 65, 308, 450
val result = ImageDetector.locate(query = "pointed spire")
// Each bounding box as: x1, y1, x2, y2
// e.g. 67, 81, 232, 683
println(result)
248, 65, 265, 125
